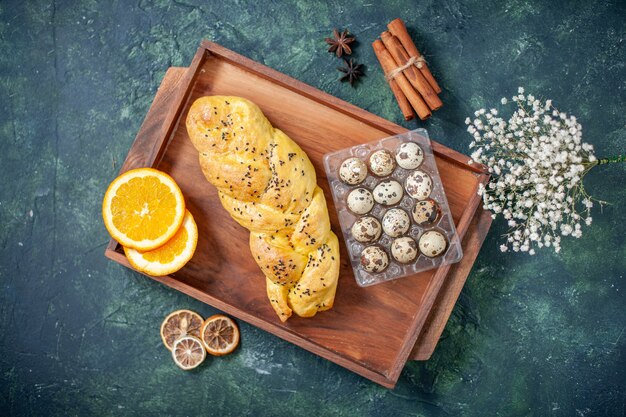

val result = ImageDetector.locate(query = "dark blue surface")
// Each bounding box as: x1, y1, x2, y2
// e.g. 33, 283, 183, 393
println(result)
1, 1, 624, 415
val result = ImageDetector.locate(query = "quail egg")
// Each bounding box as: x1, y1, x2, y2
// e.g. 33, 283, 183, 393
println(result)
395, 142, 424, 169
381, 208, 410, 237
373, 180, 403, 206
418, 230, 448, 257
405, 170, 432, 200
339, 157, 368, 185
360, 246, 389, 273
347, 188, 374, 214
368, 150, 396, 177
351, 216, 382, 243
411, 199, 440, 225
391, 236, 419, 263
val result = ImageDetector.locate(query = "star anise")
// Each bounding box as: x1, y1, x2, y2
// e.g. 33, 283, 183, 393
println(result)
324, 28, 355, 57
338, 58, 364, 86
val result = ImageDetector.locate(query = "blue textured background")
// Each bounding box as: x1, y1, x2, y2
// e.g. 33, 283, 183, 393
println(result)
1, 1, 624, 415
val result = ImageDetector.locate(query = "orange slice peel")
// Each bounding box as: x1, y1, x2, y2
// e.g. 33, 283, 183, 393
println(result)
102, 168, 185, 251
124, 210, 198, 276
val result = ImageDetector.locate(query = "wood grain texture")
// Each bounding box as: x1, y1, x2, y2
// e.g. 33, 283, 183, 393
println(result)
104, 42, 491, 388
409, 207, 493, 360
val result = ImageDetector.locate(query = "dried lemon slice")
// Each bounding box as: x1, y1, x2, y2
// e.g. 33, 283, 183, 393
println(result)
102, 168, 185, 251
160, 309, 204, 351
171, 335, 206, 370
200, 314, 240, 356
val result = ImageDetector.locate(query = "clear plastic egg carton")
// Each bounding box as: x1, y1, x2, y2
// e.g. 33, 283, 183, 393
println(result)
323, 129, 463, 287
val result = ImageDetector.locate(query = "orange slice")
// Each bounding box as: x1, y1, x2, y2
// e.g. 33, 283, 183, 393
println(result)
171, 335, 206, 370
200, 314, 240, 356
124, 210, 198, 276
102, 168, 185, 251
160, 309, 204, 351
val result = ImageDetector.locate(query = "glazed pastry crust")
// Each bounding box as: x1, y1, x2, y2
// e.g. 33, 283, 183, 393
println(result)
187, 96, 340, 321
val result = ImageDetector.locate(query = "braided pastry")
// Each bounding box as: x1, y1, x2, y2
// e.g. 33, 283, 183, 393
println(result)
186, 96, 340, 322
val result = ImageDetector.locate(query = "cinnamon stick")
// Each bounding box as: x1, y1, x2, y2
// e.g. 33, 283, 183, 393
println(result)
371, 41, 416, 122
390, 80, 415, 121
372, 40, 431, 120
371, 53, 414, 121
380, 31, 442, 111
388, 18, 442, 94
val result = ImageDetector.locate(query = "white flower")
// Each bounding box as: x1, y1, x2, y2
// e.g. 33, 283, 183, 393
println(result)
466, 89, 598, 255
560, 224, 572, 236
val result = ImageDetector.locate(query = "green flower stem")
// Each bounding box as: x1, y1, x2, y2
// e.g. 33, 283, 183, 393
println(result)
597, 154, 625, 165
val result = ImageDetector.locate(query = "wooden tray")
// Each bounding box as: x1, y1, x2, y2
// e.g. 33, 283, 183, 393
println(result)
105, 41, 491, 388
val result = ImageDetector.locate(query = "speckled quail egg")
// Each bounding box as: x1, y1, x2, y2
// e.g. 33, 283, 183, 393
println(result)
351, 216, 382, 243
346, 188, 374, 214
339, 157, 368, 185
411, 199, 440, 225
405, 170, 433, 200
360, 246, 389, 273
373, 180, 403, 206
391, 237, 419, 263
368, 150, 396, 177
418, 230, 448, 257
381, 208, 411, 237
395, 142, 424, 169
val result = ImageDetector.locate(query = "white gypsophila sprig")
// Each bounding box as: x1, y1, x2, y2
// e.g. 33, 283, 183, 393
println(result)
467, 87, 600, 255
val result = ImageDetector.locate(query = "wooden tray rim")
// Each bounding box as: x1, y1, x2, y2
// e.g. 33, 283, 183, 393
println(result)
105, 40, 488, 388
